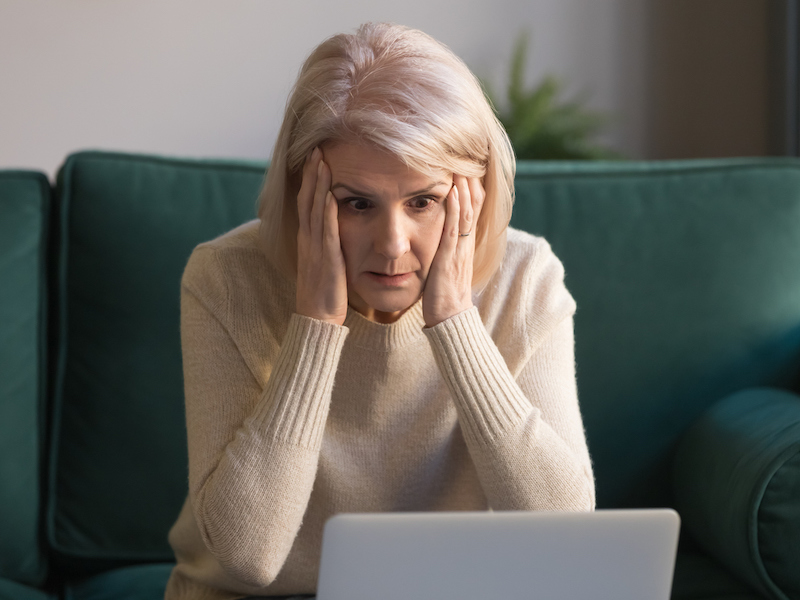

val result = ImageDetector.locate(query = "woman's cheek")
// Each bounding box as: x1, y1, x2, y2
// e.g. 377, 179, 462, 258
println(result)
418, 213, 446, 267
335, 220, 358, 282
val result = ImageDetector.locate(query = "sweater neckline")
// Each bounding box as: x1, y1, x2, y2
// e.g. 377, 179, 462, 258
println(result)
343, 297, 426, 350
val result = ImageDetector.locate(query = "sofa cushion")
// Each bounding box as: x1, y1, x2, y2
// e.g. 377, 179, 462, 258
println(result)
62, 563, 174, 600
0, 577, 57, 600
673, 387, 800, 600
671, 550, 763, 600
48, 152, 265, 571
0, 171, 50, 585
510, 158, 800, 508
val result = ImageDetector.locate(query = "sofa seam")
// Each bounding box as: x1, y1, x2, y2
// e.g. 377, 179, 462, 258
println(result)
747, 441, 800, 600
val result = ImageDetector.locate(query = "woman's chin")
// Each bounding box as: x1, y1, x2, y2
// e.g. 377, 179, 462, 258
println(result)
349, 289, 422, 323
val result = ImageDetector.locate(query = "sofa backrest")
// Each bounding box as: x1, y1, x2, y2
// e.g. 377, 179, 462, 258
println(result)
0, 171, 51, 586
511, 159, 800, 508
30, 151, 800, 578
46, 152, 265, 577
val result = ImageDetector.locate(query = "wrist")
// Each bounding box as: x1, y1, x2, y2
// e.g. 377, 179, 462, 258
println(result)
295, 303, 347, 327
423, 299, 474, 329
295, 312, 347, 327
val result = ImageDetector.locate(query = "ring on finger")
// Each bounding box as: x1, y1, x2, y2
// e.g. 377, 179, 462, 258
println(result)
459, 230, 471, 237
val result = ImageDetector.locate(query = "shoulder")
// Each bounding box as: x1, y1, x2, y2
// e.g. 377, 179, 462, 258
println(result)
501, 227, 560, 270
186, 218, 263, 264
181, 219, 294, 332
506, 227, 576, 325
476, 228, 576, 357
182, 220, 258, 300
502, 227, 545, 271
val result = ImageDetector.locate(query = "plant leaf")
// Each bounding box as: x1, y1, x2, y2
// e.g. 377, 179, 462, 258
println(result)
489, 30, 620, 160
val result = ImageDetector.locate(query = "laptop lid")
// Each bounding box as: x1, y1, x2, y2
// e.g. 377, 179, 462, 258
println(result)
317, 509, 680, 600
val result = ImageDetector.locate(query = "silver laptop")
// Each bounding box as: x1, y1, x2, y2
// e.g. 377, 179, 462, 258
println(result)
317, 509, 680, 600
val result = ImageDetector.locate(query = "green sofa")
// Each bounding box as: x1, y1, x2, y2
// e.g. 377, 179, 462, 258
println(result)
1, 151, 799, 600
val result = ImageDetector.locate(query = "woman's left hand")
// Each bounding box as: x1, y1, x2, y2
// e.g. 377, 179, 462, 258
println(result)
422, 174, 485, 328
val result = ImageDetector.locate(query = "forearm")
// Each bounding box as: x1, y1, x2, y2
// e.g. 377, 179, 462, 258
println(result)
194, 436, 323, 586
423, 307, 595, 512
184, 296, 347, 586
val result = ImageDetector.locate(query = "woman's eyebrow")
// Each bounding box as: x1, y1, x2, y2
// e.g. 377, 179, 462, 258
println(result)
408, 181, 451, 196
330, 183, 373, 197
330, 181, 450, 197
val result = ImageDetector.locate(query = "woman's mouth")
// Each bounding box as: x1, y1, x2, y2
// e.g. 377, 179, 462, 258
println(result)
366, 272, 413, 287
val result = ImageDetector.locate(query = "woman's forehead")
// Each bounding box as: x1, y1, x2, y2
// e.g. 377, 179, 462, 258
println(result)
324, 142, 452, 196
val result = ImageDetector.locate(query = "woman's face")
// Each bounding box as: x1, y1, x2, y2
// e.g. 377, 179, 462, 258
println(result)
323, 142, 453, 324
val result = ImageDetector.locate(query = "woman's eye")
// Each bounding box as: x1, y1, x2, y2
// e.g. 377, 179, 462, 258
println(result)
410, 197, 434, 210
346, 198, 371, 211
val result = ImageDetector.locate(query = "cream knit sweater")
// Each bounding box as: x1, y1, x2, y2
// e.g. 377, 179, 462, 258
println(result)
164, 220, 595, 600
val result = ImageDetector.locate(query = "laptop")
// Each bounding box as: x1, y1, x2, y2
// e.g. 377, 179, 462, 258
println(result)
316, 509, 680, 600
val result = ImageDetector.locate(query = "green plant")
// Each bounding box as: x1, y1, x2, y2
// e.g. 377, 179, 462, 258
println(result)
482, 33, 620, 160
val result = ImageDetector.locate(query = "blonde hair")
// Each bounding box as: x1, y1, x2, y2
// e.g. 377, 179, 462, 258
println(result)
258, 22, 515, 287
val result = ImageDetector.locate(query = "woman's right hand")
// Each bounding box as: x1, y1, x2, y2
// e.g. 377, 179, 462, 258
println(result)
295, 147, 349, 326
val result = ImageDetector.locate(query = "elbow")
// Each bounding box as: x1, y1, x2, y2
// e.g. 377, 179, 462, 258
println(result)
551, 485, 594, 513
218, 554, 282, 589
192, 491, 292, 589
553, 455, 595, 512
564, 467, 596, 512
583, 465, 597, 511
547, 466, 596, 513
200, 519, 288, 589
578, 483, 596, 512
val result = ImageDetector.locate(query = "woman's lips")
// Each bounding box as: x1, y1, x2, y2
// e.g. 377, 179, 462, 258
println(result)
365, 271, 413, 287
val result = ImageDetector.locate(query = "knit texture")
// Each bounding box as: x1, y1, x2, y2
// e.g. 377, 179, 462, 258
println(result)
164, 220, 595, 600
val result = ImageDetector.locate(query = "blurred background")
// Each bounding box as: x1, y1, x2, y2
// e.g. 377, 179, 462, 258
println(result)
1, 0, 797, 177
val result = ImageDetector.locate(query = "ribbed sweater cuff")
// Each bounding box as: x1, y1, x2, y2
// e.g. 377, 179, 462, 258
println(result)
251, 313, 348, 450
423, 306, 531, 445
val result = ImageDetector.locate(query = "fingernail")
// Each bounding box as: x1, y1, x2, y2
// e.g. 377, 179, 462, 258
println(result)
317, 159, 324, 176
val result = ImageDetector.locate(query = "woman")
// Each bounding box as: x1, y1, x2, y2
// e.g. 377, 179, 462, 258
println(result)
165, 22, 594, 600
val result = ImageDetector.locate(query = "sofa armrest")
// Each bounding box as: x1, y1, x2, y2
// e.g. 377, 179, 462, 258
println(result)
673, 387, 800, 600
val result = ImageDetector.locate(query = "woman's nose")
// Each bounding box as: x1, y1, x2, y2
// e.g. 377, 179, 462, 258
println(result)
374, 212, 411, 260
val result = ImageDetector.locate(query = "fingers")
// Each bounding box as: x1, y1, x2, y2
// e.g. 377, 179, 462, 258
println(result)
323, 190, 343, 263
467, 176, 486, 227
297, 147, 323, 235
310, 158, 331, 243
423, 176, 477, 327
439, 182, 461, 254
452, 174, 486, 239
297, 147, 333, 252
295, 154, 348, 325
454, 175, 473, 238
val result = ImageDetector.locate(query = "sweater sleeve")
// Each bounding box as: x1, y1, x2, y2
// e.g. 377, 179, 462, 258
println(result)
180, 248, 348, 587
422, 243, 595, 512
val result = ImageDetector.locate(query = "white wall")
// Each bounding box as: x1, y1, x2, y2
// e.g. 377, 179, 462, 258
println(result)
1, 0, 652, 177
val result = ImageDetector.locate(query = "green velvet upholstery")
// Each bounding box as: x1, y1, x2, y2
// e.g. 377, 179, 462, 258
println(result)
2, 152, 799, 600
0, 171, 50, 586
674, 388, 800, 600
510, 159, 800, 509
0, 578, 57, 600
671, 551, 763, 600
47, 152, 264, 575
62, 564, 173, 600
